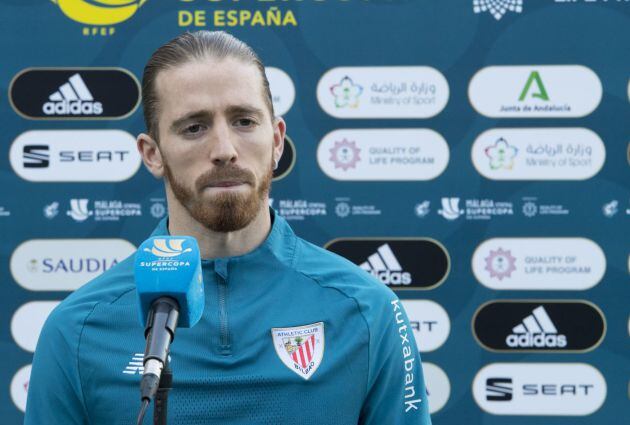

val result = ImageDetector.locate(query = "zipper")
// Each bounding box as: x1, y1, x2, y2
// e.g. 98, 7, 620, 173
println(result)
214, 260, 232, 355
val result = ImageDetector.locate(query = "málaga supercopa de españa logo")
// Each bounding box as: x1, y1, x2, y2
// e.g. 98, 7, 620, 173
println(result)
51, 0, 147, 36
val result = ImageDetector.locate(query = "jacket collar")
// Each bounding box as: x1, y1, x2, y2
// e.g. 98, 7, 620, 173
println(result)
149, 207, 297, 267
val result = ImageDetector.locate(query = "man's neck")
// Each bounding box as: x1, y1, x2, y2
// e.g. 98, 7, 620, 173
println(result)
167, 202, 272, 259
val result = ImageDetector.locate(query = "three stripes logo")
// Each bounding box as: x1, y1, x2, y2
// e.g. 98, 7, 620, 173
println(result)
43, 73, 103, 116
23, 145, 50, 168
144, 239, 193, 258
486, 377, 513, 401
360, 243, 411, 285
506, 305, 567, 348
122, 353, 144, 375
9, 68, 141, 120
438, 197, 464, 221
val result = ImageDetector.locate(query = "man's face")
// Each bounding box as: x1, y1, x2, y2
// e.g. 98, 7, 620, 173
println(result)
153, 57, 283, 232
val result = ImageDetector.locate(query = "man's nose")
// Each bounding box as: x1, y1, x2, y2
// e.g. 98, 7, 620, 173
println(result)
209, 120, 238, 165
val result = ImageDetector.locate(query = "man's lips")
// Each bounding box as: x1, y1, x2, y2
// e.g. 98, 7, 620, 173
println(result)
207, 181, 246, 188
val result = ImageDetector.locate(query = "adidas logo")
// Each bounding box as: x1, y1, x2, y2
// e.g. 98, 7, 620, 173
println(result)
506, 306, 567, 348
360, 243, 411, 285
43, 73, 103, 116
122, 353, 144, 375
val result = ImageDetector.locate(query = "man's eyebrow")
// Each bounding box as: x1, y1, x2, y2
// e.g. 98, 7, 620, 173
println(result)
226, 105, 265, 117
170, 110, 213, 132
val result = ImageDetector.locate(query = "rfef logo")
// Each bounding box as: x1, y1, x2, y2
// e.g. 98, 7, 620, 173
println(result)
325, 238, 449, 290
473, 301, 606, 352
10, 68, 140, 119
51, 0, 147, 35
473, 363, 607, 415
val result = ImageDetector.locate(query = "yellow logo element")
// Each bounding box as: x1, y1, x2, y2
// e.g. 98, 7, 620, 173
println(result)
51, 0, 147, 26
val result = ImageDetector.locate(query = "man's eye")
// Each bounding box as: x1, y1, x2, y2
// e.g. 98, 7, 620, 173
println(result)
184, 124, 204, 134
234, 118, 256, 127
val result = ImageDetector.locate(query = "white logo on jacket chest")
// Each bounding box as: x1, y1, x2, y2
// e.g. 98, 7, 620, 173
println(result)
122, 353, 144, 375
271, 322, 324, 380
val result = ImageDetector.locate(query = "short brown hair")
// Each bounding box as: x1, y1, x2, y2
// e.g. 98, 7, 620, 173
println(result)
141, 31, 274, 140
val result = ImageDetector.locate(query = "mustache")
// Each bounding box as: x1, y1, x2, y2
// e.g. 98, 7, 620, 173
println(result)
194, 165, 256, 191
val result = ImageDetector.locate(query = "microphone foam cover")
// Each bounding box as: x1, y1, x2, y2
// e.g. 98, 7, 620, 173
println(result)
135, 236, 204, 328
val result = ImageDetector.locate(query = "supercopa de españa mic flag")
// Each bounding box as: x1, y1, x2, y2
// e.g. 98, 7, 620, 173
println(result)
134, 236, 204, 328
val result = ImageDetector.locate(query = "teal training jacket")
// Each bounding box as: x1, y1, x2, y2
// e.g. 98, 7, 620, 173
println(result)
25, 210, 431, 425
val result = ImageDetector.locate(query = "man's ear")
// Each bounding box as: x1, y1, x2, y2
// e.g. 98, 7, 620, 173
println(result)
137, 133, 164, 178
272, 117, 286, 165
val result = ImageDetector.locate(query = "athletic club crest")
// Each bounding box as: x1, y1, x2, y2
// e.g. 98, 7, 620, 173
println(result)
271, 322, 324, 380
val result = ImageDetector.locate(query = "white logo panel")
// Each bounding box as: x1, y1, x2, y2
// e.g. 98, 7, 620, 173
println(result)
10, 364, 31, 413
11, 301, 60, 352
473, 363, 606, 415
317, 66, 449, 118
265, 67, 295, 116
472, 128, 605, 180
10, 130, 141, 182
318, 129, 449, 181
402, 300, 450, 352
423, 362, 450, 414
469, 65, 602, 118
10, 239, 136, 291
472, 238, 605, 290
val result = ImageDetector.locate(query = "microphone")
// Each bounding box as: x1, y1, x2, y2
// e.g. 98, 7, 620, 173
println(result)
134, 236, 204, 406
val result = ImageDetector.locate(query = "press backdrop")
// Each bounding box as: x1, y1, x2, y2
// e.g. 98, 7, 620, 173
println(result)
1, 0, 629, 424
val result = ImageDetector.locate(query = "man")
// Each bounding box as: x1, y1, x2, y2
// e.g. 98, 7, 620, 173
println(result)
25, 31, 431, 424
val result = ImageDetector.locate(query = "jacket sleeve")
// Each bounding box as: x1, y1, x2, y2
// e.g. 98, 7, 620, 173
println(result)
24, 305, 89, 425
359, 297, 432, 425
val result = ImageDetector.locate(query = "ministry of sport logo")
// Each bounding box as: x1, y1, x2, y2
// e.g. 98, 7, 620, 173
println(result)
271, 322, 324, 380
360, 243, 411, 286
330, 76, 363, 108
473, 0, 523, 20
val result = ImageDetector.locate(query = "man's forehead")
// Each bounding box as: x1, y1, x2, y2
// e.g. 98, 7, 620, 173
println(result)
155, 57, 267, 115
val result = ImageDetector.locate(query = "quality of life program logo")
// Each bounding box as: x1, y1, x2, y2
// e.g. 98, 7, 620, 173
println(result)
51, 0, 148, 36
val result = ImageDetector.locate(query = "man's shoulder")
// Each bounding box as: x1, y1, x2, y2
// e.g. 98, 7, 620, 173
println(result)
48, 253, 137, 327
292, 237, 397, 313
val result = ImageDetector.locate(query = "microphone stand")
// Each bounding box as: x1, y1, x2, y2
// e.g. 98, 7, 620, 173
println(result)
153, 357, 172, 425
